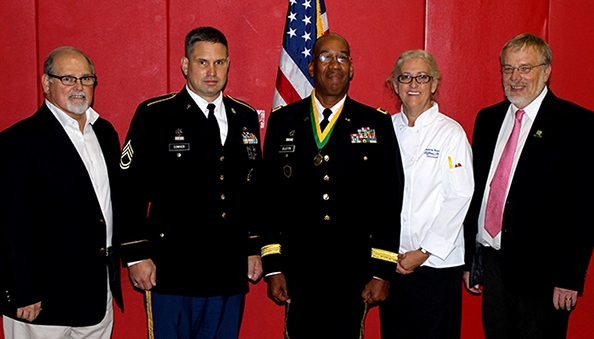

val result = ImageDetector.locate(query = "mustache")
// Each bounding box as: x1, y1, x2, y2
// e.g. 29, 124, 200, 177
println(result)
69, 91, 87, 99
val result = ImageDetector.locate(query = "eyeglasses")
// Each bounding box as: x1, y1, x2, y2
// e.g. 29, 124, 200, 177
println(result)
396, 74, 433, 84
500, 64, 546, 75
317, 52, 352, 64
48, 74, 97, 86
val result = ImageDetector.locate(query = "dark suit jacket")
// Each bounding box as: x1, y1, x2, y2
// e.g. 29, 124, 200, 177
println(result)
0, 103, 123, 326
465, 90, 594, 295
262, 96, 404, 297
120, 88, 261, 298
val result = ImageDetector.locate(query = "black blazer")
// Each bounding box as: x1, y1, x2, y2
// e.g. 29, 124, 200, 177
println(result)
120, 88, 262, 298
465, 90, 594, 294
0, 103, 123, 326
261, 96, 404, 295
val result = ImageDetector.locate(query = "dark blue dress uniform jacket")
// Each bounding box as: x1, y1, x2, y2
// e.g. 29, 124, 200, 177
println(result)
120, 87, 261, 298
261, 95, 404, 296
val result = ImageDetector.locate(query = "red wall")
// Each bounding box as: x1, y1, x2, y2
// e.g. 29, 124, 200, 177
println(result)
2, 1, 594, 338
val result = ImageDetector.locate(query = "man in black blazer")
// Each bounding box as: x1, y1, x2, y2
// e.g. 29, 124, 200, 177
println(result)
262, 33, 404, 338
120, 27, 262, 339
463, 33, 594, 339
0, 47, 123, 338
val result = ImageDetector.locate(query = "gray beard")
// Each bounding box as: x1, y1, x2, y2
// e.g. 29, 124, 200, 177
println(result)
67, 93, 89, 115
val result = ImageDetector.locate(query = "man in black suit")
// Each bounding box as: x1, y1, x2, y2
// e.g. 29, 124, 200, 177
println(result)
0, 46, 123, 338
120, 27, 262, 339
262, 33, 404, 338
463, 33, 594, 339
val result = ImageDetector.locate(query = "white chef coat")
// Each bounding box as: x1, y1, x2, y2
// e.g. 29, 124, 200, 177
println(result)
393, 102, 474, 268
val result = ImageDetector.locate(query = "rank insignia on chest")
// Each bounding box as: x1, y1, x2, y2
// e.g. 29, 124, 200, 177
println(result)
351, 127, 377, 143
174, 128, 184, 141
242, 132, 258, 145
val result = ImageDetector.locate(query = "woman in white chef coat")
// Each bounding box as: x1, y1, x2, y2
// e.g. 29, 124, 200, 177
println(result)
380, 50, 474, 339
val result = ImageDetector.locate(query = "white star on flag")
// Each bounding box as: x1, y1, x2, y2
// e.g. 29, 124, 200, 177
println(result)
271, 0, 329, 109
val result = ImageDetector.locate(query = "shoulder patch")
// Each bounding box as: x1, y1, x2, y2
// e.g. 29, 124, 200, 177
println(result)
272, 105, 284, 113
147, 92, 177, 107
228, 95, 256, 112
376, 107, 389, 115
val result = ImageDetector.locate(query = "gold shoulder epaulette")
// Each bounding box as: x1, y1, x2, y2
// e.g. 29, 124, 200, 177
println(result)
228, 95, 256, 112
272, 105, 284, 113
376, 107, 389, 115
147, 92, 177, 107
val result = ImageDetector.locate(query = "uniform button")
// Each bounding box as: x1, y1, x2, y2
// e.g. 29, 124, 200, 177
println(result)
220, 175, 225, 180
323, 175, 330, 181
98, 219, 105, 225
323, 194, 329, 200
221, 194, 226, 200
99, 248, 106, 254
324, 155, 330, 162
160, 233, 165, 238
222, 212, 226, 218
324, 215, 330, 221
177, 153, 182, 157
363, 156, 368, 161
220, 156, 225, 162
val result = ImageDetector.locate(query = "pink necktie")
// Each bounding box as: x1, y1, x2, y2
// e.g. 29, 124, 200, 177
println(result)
485, 109, 525, 238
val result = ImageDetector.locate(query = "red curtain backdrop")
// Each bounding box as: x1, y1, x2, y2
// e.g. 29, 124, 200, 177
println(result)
1, 1, 593, 338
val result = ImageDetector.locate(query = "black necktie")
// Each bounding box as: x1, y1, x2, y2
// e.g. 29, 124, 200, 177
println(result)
320, 108, 332, 131
207, 103, 221, 141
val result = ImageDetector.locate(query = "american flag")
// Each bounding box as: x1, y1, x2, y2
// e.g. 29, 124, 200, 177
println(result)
272, 0, 329, 109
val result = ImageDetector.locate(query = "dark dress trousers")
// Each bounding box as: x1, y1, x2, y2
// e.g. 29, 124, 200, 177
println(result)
262, 96, 404, 337
0, 103, 123, 326
120, 87, 261, 298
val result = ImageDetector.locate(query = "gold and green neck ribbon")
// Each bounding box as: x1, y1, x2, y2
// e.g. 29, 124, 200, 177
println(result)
310, 90, 344, 149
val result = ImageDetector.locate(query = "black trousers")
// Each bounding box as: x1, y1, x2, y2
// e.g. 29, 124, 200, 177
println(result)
380, 266, 462, 339
482, 247, 570, 339
284, 296, 368, 339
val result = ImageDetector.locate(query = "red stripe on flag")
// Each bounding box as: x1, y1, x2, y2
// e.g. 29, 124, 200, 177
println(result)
275, 69, 301, 106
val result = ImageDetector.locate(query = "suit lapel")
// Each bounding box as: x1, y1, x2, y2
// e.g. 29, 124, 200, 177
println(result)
39, 104, 92, 182
38, 104, 106, 216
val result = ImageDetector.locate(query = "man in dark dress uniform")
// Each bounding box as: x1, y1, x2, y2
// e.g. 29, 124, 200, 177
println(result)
261, 33, 404, 338
119, 27, 262, 339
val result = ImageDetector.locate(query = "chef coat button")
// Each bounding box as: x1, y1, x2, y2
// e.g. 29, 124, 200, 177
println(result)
323, 194, 329, 201
324, 215, 330, 221
323, 175, 330, 181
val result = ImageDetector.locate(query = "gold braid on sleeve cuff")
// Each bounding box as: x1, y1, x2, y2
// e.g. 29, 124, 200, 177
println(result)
261, 244, 281, 257
371, 248, 399, 263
